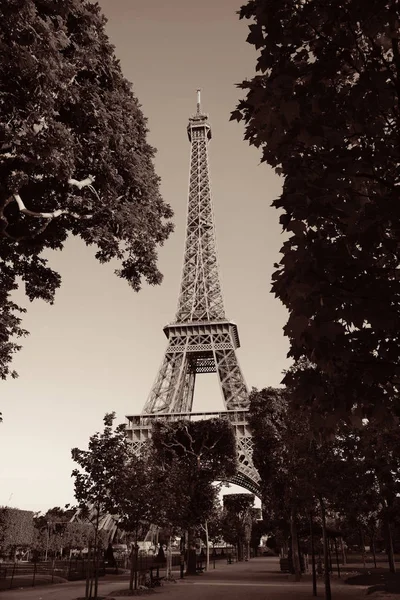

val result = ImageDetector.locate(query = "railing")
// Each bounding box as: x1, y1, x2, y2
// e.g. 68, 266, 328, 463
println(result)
0, 559, 106, 591
0, 549, 235, 591
126, 410, 250, 429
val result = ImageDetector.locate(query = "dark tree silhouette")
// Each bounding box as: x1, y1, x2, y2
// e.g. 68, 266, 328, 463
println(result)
233, 0, 400, 424
0, 0, 173, 381
151, 418, 237, 574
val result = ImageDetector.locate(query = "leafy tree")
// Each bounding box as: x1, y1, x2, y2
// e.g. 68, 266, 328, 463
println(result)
221, 493, 254, 561
200, 498, 224, 549
338, 419, 400, 572
151, 418, 237, 574
249, 387, 356, 598
0, 507, 35, 560
33, 506, 100, 560
248, 387, 308, 580
197, 495, 225, 570
233, 0, 400, 425
33, 505, 75, 531
63, 522, 102, 556
71, 412, 129, 599
33, 505, 77, 559
249, 511, 266, 556
0, 0, 173, 382
108, 452, 163, 590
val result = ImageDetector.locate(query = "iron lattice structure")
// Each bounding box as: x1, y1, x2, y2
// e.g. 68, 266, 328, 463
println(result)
126, 92, 260, 496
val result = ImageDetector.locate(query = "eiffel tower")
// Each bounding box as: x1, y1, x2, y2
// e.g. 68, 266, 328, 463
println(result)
125, 91, 260, 496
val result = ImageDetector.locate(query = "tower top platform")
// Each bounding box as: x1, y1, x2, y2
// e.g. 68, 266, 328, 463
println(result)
187, 89, 211, 140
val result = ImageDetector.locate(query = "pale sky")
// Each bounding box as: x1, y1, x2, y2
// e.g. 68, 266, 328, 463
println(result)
0, 0, 290, 512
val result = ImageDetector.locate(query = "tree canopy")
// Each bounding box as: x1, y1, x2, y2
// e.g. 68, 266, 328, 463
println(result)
71, 412, 129, 518
151, 418, 237, 573
151, 418, 237, 528
233, 0, 400, 423
0, 507, 35, 558
0, 0, 173, 379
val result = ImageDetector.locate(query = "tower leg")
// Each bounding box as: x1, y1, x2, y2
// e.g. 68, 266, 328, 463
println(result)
214, 347, 248, 410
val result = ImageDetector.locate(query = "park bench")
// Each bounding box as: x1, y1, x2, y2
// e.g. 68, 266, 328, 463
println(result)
149, 566, 164, 587
196, 563, 205, 573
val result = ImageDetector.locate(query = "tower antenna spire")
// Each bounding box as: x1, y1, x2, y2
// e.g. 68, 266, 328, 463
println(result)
196, 89, 201, 114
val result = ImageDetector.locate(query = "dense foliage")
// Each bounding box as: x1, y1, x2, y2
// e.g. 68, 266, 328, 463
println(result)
0, 507, 35, 559
151, 419, 237, 500
221, 493, 255, 561
233, 0, 400, 423
151, 418, 237, 573
0, 0, 173, 380
249, 386, 400, 591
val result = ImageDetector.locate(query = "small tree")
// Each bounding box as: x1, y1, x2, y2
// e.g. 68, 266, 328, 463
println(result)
248, 387, 309, 580
221, 494, 255, 561
33, 505, 77, 560
71, 412, 128, 599
199, 497, 224, 569
109, 452, 161, 590
249, 511, 265, 557
249, 386, 340, 598
333, 419, 400, 573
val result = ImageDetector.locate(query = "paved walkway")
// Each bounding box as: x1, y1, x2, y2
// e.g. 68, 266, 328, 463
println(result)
0, 557, 392, 600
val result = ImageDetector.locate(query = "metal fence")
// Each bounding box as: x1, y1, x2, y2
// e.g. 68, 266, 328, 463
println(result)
0, 559, 106, 591
0, 548, 235, 592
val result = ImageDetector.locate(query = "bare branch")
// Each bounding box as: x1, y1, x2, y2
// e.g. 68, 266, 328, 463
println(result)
0, 173, 98, 238
68, 175, 95, 190
183, 424, 196, 451
13, 193, 93, 220
162, 436, 196, 458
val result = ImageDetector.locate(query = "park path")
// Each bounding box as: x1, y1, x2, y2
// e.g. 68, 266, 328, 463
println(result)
0, 556, 387, 600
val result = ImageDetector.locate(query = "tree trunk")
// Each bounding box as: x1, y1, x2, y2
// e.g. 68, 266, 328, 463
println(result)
309, 514, 317, 597
85, 543, 91, 599
186, 529, 197, 575
237, 538, 243, 561
129, 544, 135, 591
89, 549, 94, 598
340, 537, 346, 566
290, 508, 301, 581
93, 507, 100, 599
386, 519, 396, 573
371, 534, 377, 569
129, 544, 135, 590
128, 533, 140, 591
318, 495, 331, 600
166, 536, 172, 578
204, 521, 210, 571
134, 540, 139, 591
360, 528, 366, 568
334, 537, 340, 578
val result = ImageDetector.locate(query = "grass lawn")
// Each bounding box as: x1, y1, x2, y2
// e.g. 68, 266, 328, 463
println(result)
346, 568, 400, 594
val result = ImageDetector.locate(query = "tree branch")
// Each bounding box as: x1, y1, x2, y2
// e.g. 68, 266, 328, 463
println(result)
67, 175, 95, 190
13, 193, 92, 220
0, 174, 99, 239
